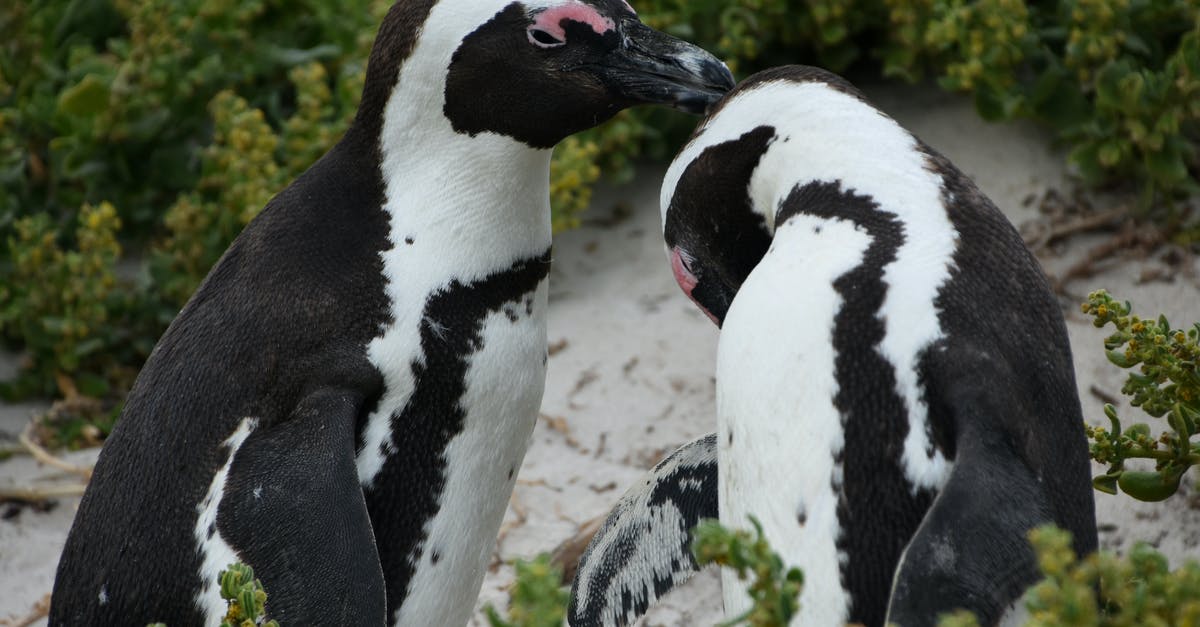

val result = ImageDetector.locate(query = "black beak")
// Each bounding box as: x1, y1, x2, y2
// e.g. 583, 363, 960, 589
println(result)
592, 20, 734, 114
690, 275, 733, 327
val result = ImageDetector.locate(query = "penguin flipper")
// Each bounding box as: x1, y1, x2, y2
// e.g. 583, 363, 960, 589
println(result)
887, 350, 1052, 627
568, 433, 718, 627
219, 388, 386, 625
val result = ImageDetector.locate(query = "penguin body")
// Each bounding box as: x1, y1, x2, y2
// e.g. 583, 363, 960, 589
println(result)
50, 2, 732, 625
652, 65, 1094, 626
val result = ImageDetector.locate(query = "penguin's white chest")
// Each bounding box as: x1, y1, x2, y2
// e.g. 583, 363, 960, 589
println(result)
716, 215, 870, 626
394, 281, 549, 627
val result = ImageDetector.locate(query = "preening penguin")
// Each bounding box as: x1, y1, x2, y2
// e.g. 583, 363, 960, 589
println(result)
653, 65, 1098, 626
50, 2, 733, 625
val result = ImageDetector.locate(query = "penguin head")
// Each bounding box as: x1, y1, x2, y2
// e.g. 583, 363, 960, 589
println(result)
660, 66, 871, 326
358, 0, 735, 150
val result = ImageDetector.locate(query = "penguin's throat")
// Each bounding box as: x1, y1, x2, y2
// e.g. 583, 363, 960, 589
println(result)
377, 128, 554, 262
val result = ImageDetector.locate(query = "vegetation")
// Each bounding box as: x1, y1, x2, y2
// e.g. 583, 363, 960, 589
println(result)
691, 516, 805, 627
937, 526, 1200, 627
216, 563, 280, 627
1082, 290, 1200, 501
488, 520, 1200, 627
484, 555, 571, 627
1, 0, 391, 409
1009, 526, 1200, 627
2, 2, 1198, 428
145, 562, 278, 627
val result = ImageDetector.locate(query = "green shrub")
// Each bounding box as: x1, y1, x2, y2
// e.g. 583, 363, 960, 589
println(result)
217, 562, 280, 627
146, 561, 279, 627
3, 1, 1199, 411
151, 89, 284, 307
1, 202, 124, 398
485, 554, 570, 627
591, 0, 1200, 201
1017, 525, 1200, 627
692, 516, 805, 627
491, 521, 1200, 627
1082, 290, 1199, 501
0, 0, 386, 403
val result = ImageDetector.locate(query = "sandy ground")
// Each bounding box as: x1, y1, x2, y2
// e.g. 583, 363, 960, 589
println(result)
2, 80, 1199, 626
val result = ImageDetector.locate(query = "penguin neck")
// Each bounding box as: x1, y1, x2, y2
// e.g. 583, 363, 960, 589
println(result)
374, 84, 554, 271
361, 0, 563, 268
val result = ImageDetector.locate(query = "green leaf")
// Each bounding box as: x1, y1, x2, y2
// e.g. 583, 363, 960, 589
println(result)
1126, 422, 1151, 439
1117, 468, 1184, 501
266, 44, 342, 66
40, 317, 69, 334
1028, 68, 1091, 127
72, 337, 105, 359
1069, 142, 1107, 184
1145, 141, 1189, 184
1098, 139, 1125, 167
1106, 349, 1134, 368
1170, 404, 1195, 438
76, 371, 109, 397
973, 82, 1007, 122
57, 74, 110, 117
239, 587, 258, 620
1092, 474, 1119, 495
1123, 33, 1153, 57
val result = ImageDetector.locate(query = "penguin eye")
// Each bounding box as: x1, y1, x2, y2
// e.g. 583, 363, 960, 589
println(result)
528, 28, 566, 48
677, 248, 696, 273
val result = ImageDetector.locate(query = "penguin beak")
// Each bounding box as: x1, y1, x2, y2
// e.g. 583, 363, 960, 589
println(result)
593, 21, 734, 114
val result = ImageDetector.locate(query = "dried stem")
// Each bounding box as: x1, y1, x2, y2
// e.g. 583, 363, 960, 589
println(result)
0, 484, 88, 501
18, 422, 93, 481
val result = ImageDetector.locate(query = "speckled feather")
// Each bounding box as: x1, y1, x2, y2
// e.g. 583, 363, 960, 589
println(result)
570, 434, 718, 627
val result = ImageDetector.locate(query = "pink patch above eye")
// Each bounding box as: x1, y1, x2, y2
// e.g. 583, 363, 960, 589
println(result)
532, 3, 615, 41
670, 247, 720, 325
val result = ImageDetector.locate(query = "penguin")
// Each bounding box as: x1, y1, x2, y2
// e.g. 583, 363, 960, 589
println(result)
49, 2, 734, 625
569, 433, 718, 626
654, 65, 1098, 626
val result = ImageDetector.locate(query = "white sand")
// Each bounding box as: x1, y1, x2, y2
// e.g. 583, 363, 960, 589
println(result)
1, 80, 1197, 626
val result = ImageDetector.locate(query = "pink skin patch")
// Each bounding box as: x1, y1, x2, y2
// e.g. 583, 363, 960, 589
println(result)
529, 2, 615, 45
670, 247, 719, 325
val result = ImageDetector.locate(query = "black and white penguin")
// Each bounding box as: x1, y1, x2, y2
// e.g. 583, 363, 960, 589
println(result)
571, 65, 1099, 627
49, 2, 733, 625
655, 65, 1097, 626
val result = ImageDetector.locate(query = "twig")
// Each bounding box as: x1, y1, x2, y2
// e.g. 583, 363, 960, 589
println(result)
0, 446, 31, 459
593, 432, 607, 459
550, 516, 604, 584
1024, 206, 1129, 252
0, 593, 50, 627
0, 484, 87, 501
19, 422, 93, 481
1048, 224, 1165, 293
1089, 385, 1120, 406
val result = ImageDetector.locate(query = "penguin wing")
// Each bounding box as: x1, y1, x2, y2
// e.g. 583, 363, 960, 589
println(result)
887, 346, 1051, 627
568, 433, 718, 627
219, 388, 387, 625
